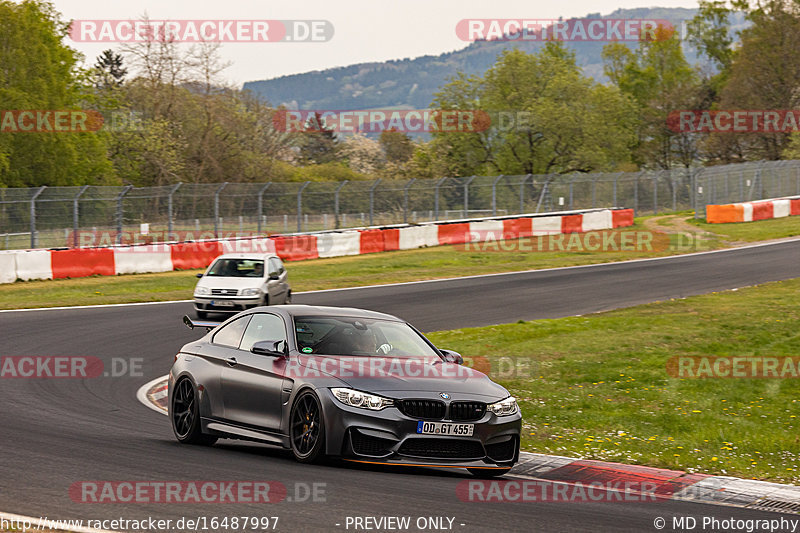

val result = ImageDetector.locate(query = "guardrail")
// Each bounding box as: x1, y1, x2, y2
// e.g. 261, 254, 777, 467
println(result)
0, 208, 634, 284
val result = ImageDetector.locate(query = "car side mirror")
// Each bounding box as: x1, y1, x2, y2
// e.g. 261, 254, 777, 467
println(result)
440, 349, 463, 365
268, 272, 280, 280
195, 273, 203, 278
251, 340, 287, 357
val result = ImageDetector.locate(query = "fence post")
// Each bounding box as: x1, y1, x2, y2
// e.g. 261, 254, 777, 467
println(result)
30, 186, 46, 249
634, 171, 644, 217
296, 181, 310, 233
591, 175, 598, 208
653, 174, 658, 214
115, 185, 132, 245
213, 182, 228, 239
403, 179, 416, 224
569, 175, 576, 210
671, 170, 677, 212
257, 182, 272, 235
613, 173, 619, 207
167, 182, 181, 240
519, 174, 531, 214
463, 175, 476, 217
334, 180, 348, 229
369, 178, 381, 226
491, 175, 504, 216
434, 177, 448, 221
72, 185, 89, 247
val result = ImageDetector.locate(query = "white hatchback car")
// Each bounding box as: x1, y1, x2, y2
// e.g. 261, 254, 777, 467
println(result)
193, 253, 291, 318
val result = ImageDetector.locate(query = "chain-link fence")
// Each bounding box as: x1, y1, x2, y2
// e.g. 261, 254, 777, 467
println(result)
1, 161, 799, 250
694, 160, 800, 218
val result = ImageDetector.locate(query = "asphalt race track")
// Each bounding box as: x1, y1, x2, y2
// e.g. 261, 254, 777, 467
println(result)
2, 241, 799, 532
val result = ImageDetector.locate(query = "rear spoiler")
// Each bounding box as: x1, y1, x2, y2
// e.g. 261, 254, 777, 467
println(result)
183, 315, 220, 331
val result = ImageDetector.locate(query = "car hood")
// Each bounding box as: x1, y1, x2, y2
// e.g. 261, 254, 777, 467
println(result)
196, 276, 264, 290
294, 354, 508, 398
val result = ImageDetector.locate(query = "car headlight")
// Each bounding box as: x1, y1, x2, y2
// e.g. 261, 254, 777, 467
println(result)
488, 396, 518, 416
331, 388, 394, 410
195, 286, 210, 295
241, 288, 261, 297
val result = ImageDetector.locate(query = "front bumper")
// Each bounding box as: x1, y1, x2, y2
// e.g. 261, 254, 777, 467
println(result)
194, 296, 261, 313
320, 389, 521, 468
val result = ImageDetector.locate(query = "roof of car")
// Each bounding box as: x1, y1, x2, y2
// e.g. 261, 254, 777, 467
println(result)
256, 305, 402, 322
213, 252, 279, 260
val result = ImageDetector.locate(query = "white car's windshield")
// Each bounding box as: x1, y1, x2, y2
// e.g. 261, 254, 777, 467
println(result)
294, 316, 439, 358
206, 259, 264, 277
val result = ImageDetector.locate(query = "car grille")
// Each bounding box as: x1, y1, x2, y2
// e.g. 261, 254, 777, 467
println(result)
350, 430, 395, 457
211, 289, 238, 296
449, 401, 486, 421
396, 400, 446, 420
485, 437, 517, 462
399, 438, 485, 460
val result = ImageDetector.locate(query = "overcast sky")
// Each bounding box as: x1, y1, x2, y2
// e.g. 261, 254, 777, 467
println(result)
51, 0, 700, 86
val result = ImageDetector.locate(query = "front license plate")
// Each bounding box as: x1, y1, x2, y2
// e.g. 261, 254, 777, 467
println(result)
211, 300, 235, 307
416, 421, 474, 436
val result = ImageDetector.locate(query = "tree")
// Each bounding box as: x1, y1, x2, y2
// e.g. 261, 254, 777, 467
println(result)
93, 49, 127, 90
603, 26, 703, 168
0, 0, 113, 186
712, 0, 800, 161
427, 43, 637, 177
297, 113, 339, 165
379, 129, 414, 164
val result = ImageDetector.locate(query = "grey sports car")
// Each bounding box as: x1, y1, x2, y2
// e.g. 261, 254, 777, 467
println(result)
169, 305, 521, 477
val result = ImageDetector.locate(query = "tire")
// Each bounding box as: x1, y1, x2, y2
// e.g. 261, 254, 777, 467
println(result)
284, 290, 292, 304
171, 378, 217, 446
289, 391, 326, 463
468, 467, 512, 478
196, 310, 208, 319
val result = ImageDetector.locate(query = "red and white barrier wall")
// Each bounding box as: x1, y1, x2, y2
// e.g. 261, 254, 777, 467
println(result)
0, 208, 634, 283
706, 196, 800, 223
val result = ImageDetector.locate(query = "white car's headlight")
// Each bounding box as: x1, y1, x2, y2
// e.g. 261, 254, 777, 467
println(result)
195, 286, 210, 295
331, 388, 394, 410
488, 396, 518, 416
241, 288, 261, 297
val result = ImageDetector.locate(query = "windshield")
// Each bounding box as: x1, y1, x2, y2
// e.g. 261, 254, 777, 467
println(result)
294, 316, 440, 358
206, 258, 264, 278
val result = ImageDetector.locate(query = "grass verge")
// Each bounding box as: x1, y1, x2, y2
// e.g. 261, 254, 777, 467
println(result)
427, 278, 800, 483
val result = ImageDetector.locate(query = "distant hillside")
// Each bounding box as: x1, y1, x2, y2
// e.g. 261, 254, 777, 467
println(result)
243, 7, 743, 111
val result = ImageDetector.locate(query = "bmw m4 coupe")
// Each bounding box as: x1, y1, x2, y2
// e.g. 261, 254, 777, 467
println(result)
169, 305, 521, 477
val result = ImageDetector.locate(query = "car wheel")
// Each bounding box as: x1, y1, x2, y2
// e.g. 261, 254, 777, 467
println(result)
289, 391, 325, 463
171, 378, 217, 446
284, 290, 292, 304
467, 467, 512, 478
196, 311, 208, 319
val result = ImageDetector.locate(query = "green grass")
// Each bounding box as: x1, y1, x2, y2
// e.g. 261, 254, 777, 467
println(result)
427, 279, 800, 483
692, 213, 800, 242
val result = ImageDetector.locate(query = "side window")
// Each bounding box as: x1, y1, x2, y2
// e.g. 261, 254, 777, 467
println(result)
212, 316, 251, 348
269, 257, 284, 277
241, 313, 288, 352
